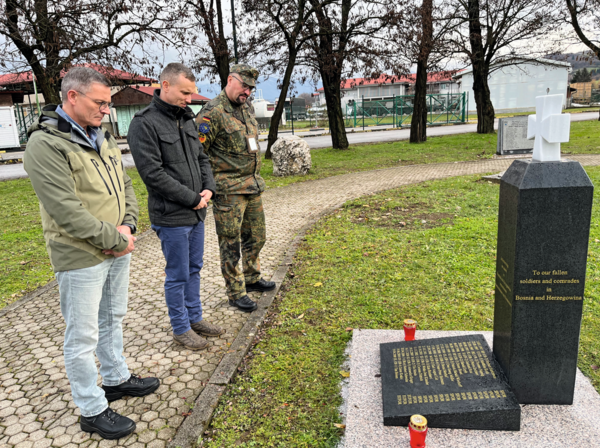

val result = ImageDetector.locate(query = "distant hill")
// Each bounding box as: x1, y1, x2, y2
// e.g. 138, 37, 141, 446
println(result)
545, 52, 600, 70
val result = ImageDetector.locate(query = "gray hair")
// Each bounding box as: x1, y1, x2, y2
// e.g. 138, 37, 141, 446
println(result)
61, 67, 111, 102
160, 63, 196, 84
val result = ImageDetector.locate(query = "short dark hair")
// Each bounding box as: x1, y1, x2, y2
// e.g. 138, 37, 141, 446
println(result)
160, 63, 196, 84
61, 67, 111, 103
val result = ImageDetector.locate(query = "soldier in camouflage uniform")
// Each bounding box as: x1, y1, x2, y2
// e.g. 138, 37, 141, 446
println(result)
197, 64, 275, 312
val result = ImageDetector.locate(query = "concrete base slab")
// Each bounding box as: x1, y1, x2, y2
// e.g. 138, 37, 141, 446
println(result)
345, 330, 600, 448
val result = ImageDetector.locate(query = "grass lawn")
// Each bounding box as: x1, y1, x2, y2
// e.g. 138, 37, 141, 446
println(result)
261, 120, 600, 189
201, 168, 600, 447
467, 106, 600, 121
1, 120, 598, 307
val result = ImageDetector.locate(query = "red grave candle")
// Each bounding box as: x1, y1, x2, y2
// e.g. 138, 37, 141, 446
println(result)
403, 319, 417, 341
408, 414, 428, 448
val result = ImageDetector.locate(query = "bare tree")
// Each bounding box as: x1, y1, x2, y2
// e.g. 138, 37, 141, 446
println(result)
564, 0, 600, 59
409, 0, 434, 143
450, 0, 554, 133
299, 0, 399, 150
242, 0, 331, 158
394, 0, 456, 143
563, 0, 600, 119
0, 0, 186, 104
187, 0, 232, 89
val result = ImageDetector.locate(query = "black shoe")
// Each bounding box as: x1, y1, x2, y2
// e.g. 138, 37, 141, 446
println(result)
102, 374, 160, 402
228, 295, 258, 312
245, 278, 276, 293
80, 407, 136, 440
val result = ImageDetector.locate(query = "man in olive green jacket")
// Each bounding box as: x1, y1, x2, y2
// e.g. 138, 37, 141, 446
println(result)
24, 67, 159, 440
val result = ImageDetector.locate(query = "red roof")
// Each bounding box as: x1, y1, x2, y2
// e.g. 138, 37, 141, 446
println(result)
317, 71, 458, 91
129, 86, 210, 102
0, 63, 156, 87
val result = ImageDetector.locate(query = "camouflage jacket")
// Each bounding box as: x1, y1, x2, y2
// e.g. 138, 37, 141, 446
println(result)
197, 90, 266, 195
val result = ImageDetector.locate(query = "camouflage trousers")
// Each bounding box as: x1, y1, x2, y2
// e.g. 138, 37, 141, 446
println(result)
212, 193, 266, 300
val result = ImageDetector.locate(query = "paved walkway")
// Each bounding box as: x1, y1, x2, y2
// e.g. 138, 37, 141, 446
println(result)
2, 155, 600, 448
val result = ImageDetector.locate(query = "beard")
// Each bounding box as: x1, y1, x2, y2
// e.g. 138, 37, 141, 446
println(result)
235, 94, 248, 104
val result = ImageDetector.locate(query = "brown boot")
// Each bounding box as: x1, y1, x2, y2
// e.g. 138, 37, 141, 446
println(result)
190, 320, 225, 337
173, 329, 208, 351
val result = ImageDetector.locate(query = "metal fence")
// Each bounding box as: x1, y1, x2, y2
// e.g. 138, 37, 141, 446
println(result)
14, 103, 39, 144
344, 92, 468, 128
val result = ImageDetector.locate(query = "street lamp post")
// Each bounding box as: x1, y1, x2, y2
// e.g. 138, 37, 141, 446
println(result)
291, 96, 295, 135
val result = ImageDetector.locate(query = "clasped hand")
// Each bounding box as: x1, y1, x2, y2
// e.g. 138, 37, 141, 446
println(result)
193, 189, 213, 210
102, 225, 136, 257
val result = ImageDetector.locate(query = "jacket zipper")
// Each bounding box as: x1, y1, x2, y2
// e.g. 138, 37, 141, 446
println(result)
99, 154, 122, 224
91, 159, 112, 195
109, 156, 122, 191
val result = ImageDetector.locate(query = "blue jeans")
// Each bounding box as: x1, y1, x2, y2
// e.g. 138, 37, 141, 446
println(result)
152, 221, 205, 335
55, 255, 131, 417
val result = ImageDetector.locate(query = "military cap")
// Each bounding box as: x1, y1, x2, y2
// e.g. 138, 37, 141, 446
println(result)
230, 64, 259, 87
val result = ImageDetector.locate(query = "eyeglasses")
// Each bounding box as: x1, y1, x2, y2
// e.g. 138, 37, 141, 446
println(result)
231, 75, 255, 92
76, 91, 113, 111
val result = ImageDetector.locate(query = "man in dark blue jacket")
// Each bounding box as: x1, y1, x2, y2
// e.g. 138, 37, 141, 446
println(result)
128, 63, 224, 350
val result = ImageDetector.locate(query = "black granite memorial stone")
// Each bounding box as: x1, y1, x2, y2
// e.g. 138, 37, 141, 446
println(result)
493, 159, 594, 405
380, 335, 521, 430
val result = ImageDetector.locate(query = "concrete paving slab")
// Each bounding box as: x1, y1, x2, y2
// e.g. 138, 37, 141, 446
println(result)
345, 330, 600, 448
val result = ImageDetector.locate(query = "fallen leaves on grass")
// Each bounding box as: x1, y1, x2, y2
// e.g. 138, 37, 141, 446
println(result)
340, 371, 350, 378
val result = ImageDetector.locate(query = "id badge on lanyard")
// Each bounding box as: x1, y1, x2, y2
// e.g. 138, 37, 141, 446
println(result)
246, 135, 259, 153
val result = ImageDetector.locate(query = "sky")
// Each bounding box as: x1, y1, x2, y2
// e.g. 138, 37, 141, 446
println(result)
196, 76, 319, 103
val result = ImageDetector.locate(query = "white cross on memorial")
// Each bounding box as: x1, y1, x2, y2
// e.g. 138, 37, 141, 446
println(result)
527, 94, 571, 162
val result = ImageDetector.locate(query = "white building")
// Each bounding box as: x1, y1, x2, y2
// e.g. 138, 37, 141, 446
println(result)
454, 58, 571, 113
316, 71, 461, 106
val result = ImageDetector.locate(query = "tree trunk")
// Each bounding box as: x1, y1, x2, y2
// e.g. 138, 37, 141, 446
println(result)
471, 64, 495, 133
265, 49, 298, 159
409, 0, 433, 144
321, 69, 349, 149
215, 0, 230, 89
410, 58, 429, 143
467, 0, 495, 134
216, 53, 230, 90
32, 68, 61, 105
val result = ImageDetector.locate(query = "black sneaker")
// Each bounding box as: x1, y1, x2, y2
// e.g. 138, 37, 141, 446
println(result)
102, 374, 160, 402
245, 279, 276, 293
228, 295, 258, 312
80, 407, 136, 440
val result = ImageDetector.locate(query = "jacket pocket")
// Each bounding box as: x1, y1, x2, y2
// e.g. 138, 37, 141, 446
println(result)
90, 159, 112, 195
158, 133, 185, 164
223, 120, 245, 135
185, 128, 202, 158
108, 156, 122, 191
